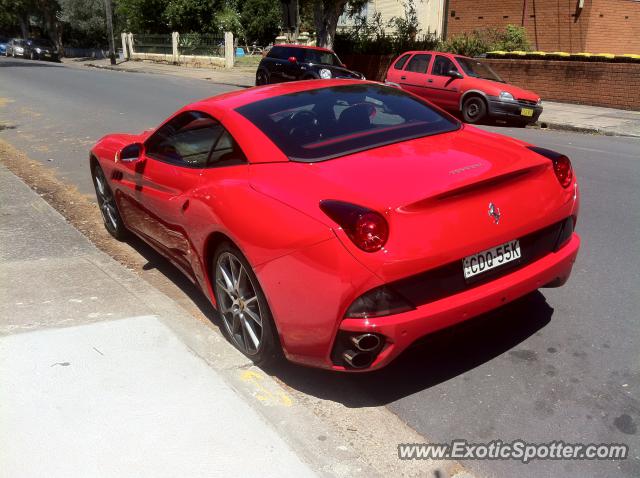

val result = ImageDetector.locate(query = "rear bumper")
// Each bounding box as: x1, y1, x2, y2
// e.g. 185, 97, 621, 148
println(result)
336, 233, 580, 371
487, 97, 543, 123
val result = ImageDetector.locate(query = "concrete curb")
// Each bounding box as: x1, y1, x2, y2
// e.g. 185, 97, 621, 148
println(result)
533, 121, 640, 137
82, 62, 253, 88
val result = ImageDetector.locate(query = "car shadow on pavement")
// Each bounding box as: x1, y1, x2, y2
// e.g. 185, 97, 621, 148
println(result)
0, 59, 62, 68
119, 230, 554, 408
123, 234, 221, 323
264, 291, 554, 407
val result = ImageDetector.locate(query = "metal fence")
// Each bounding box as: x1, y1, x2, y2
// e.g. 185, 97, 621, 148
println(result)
132, 34, 173, 55
178, 33, 224, 57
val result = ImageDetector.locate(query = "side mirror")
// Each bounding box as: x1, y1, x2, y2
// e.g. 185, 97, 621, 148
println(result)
288, 56, 297, 64
116, 143, 142, 163
447, 70, 463, 79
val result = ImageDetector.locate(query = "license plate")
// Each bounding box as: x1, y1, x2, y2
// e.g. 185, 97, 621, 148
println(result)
520, 108, 534, 117
463, 239, 521, 279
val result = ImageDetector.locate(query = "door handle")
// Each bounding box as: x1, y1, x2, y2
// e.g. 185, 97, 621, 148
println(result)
400, 76, 406, 80
427, 79, 433, 83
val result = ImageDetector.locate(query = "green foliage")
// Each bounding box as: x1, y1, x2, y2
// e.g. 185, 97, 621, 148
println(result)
334, 1, 439, 56
239, 0, 281, 45
116, 0, 171, 33
58, 0, 107, 47
496, 24, 531, 51
440, 25, 531, 57
163, 0, 222, 34
214, 5, 243, 39
387, 0, 419, 42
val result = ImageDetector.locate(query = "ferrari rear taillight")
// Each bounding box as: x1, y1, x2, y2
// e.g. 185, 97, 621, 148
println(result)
553, 155, 573, 188
526, 146, 574, 188
319, 200, 389, 252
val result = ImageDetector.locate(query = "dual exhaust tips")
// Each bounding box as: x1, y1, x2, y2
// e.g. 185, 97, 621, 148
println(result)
342, 333, 382, 369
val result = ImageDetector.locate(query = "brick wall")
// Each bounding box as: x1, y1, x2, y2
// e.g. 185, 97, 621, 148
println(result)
446, 0, 640, 54
484, 59, 640, 110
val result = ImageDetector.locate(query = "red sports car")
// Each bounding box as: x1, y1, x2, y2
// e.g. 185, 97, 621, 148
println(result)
385, 51, 543, 125
90, 79, 580, 371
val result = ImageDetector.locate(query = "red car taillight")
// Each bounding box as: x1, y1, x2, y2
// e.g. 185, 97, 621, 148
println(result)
319, 200, 389, 252
527, 146, 574, 188
553, 155, 573, 188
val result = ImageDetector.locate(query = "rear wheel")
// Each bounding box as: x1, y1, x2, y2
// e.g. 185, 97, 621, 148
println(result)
255, 69, 269, 86
91, 163, 128, 240
462, 96, 487, 124
213, 242, 281, 366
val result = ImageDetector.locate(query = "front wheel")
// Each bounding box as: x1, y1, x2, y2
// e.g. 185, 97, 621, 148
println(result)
462, 96, 487, 124
91, 163, 128, 240
213, 242, 281, 366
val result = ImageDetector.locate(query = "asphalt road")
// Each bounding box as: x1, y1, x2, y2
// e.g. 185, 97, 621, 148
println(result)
1, 57, 639, 477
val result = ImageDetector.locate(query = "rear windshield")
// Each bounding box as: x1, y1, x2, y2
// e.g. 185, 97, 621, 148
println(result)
301, 49, 341, 66
236, 84, 459, 162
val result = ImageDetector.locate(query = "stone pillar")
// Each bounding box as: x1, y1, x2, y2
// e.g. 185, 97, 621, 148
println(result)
121, 33, 129, 60
172, 32, 179, 63
224, 31, 234, 69
126, 33, 135, 57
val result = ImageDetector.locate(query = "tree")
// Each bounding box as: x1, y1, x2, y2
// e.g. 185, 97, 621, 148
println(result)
239, 0, 281, 45
308, 0, 367, 50
0, 0, 36, 38
163, 0, 224, 33
115, 0, 171, 33
58, 0, 107, 47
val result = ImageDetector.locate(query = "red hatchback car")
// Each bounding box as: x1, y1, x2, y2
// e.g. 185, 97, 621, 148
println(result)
385, 51, 543, 125
90, 80, 578, 371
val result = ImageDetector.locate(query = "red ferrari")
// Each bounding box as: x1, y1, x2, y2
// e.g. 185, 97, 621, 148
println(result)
90, 79, 580, 371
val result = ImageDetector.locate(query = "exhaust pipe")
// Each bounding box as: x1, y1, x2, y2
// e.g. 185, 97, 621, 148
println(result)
343, 350, 373, 369
350, 333, 381, 352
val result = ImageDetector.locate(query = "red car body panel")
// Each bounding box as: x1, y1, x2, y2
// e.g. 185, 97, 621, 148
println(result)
90, 79, 580, 371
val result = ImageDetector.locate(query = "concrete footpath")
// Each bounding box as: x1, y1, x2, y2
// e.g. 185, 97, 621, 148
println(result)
67, 57, 640, 138
0, 164, 366, 478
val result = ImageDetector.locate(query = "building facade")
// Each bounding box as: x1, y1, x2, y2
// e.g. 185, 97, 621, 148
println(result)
445, 0, 640, 54
339, 0, 447, 37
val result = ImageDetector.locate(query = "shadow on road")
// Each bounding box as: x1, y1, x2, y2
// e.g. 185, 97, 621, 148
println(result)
120, 230, 553, 408
265, 291, 553, 407
0, 58, 62, 68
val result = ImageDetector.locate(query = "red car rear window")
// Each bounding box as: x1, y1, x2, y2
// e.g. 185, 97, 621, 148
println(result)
236, 84, 459, 162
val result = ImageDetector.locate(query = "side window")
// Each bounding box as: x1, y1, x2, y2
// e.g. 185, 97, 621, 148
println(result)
267, 46, 283, 59
145, 111, 223, 167
405, 54, 432, 74
208, 130, 247, 167
393, 53, 411, 70
432, 55, 458, 76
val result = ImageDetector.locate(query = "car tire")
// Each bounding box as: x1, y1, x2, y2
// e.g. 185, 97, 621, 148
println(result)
255, 69, 269, 86
212, 241, 282, 367
91, 163, 128, 240
462, 96, 487, 124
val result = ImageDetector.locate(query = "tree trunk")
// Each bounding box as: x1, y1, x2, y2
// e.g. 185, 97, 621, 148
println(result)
314, 0, 348, 50
19, 14, 29, 39
38, 0, 64, 55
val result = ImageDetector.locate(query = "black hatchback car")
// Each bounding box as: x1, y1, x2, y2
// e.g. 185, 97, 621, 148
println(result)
256, 44, 364, 85
25, 38, 59, 61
